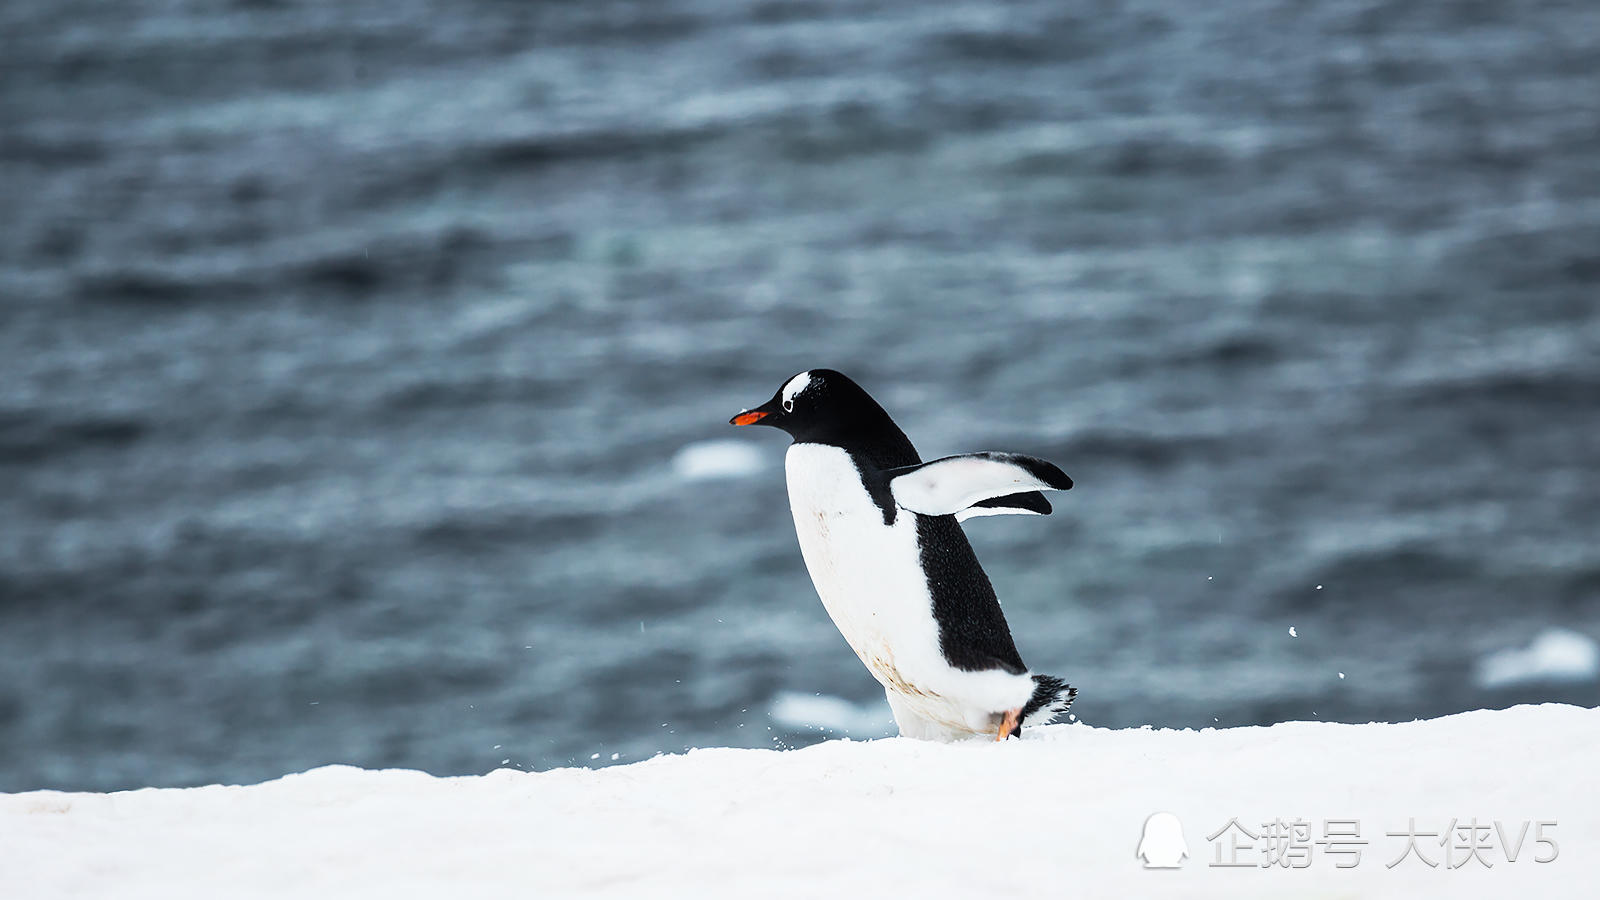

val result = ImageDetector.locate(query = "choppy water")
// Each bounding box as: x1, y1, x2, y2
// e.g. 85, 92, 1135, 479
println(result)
2, 0, 1598, 792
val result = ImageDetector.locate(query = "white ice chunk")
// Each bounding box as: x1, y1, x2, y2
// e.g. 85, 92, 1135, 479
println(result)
671, 439, 764, 481
769, 691, 891, 735
1476, 627, 1600, 689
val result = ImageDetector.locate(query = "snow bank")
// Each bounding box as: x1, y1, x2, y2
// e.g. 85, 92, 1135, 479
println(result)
4, 705, 1595, 899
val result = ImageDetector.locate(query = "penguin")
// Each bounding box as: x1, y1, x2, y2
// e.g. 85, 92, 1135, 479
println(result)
730, 369, 1077, 741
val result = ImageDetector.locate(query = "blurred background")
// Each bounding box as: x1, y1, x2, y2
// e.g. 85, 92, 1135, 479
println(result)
2, 0, 1598, 793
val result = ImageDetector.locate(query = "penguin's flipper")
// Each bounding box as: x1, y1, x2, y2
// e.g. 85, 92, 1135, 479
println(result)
886, 452, 1072, 518
955, 491, 1052, 521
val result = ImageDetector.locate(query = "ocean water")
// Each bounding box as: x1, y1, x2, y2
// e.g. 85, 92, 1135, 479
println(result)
2, 0, 1598, 792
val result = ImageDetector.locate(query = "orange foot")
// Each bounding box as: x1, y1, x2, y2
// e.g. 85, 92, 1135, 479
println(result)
996, 708, 1022, 741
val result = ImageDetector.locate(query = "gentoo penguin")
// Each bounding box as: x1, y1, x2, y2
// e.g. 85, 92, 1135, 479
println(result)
730, 369, 1076, 741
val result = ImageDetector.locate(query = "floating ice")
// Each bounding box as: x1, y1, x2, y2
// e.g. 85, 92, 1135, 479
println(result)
1476, 628, 1600, 689
769, 692, 892, 735
671, 439, 765, 481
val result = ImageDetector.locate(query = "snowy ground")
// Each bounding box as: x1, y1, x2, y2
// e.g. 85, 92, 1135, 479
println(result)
3, 705, 1595, 899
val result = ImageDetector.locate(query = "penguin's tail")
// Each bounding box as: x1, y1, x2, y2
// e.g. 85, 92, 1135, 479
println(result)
1018, 674, 1077, 729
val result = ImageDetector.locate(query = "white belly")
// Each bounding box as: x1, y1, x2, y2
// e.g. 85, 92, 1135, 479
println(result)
785, 443, 1039, 736
785, 443, 980, 726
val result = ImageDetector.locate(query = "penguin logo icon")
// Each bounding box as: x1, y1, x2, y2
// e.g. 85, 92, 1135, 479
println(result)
1137, 812, 1189, 868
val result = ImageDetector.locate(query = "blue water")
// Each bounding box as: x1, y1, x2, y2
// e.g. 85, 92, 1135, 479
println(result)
2, 0, 1598, 792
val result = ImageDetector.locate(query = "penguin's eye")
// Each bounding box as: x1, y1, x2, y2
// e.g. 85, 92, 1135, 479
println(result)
782, 398, 794, 413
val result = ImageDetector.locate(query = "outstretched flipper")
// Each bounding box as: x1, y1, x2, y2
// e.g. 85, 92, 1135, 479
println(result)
956, 491, 1053, 522
886, 452, 1072, 519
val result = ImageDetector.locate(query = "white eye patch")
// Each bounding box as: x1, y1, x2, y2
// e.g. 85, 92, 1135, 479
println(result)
780, 371, 813, 411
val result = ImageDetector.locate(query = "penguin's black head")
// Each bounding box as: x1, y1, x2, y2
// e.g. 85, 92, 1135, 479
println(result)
729, 369, 908, 451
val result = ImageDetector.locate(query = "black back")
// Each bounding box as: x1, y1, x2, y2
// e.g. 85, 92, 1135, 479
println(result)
757, 370, 1029, 675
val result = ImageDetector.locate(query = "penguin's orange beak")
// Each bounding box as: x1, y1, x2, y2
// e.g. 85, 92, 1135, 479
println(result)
730, 396, 783, 427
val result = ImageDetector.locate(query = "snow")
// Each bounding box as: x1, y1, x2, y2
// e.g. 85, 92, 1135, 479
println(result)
670, 439, 764, 481
3, 705, 1595, 899
1476, 628, 1600, 689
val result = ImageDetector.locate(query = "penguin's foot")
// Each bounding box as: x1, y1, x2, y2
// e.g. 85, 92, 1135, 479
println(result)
996, 708, 1022, 741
